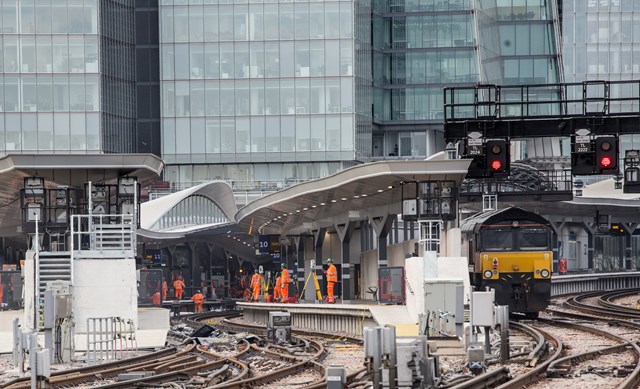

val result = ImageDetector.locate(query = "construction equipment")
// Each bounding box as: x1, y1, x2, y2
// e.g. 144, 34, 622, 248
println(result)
298, 269, 322, 302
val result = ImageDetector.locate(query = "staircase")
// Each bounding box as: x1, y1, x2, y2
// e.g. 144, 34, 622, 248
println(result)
37, 252, 72, 298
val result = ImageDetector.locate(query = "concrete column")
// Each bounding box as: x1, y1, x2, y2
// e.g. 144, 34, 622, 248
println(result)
287, 240, 296, 298
188, 242, 199, 296
586, 228, 594, 270
335, 222, 355, 303
206, 243, 215, 298
371, 215, 395, 268
313, 228, 326, 298
294, 236, 305, 298
167, 245, 176, 278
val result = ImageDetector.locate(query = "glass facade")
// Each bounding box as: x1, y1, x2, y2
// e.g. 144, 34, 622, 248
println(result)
159, 0, 371, 183
476, 0, 560, 85
156, 0, 569, 185
561, 0, 640, 159
0, 0, 137, 155
371, 0, 477, 158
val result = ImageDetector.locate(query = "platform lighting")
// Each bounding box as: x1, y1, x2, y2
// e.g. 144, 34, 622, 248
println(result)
303, 207, 308, 210
361, 194, 368, 197
312, 205, 317, 208
388, 186, 393, 189
331, 200, 337, 202
320, 202, 326, 205
377, 189, 384, 193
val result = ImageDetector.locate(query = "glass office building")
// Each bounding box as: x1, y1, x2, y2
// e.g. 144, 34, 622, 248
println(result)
561, 0, 640, 158
159, 0, 372, 185
372, 0, 477, 158
158, 0, 563, 186
0, 0, 137, 155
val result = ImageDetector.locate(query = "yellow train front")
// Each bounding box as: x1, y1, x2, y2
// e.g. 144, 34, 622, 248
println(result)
461, 207, 554, 317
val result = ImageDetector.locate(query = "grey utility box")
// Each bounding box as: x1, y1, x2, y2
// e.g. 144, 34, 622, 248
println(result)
471, 290, 495, 328
424, 279, 464, 336
267, 312, 291, 343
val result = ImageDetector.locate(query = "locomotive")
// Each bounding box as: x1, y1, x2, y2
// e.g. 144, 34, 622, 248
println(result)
461, 207, 555, 317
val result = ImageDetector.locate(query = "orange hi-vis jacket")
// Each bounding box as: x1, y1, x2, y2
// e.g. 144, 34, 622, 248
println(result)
326, 264, 338, 282
281, 268, 291, 287
251, 273, 262, 288
274, 276, 282, 291
173, 279, 185, 291
191, 292, 205, 305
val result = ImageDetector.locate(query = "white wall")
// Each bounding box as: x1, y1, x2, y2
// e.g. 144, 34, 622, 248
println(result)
23, 251, 36, 331
73, 258, 138, 334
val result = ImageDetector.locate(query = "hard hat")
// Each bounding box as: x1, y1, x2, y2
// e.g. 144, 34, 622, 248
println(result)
281, 263, 287, 268
197, 290, 201, 293
326, 258, 333, 263
254, 269, 259, 273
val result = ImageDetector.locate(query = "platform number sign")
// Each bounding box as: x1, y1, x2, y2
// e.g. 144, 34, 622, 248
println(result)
258, 234, 282, 263
258, 235, 270, 254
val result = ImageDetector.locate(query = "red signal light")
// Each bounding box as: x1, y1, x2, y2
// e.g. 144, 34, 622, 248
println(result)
599, 156, 612, 168
490, 159, 502, 171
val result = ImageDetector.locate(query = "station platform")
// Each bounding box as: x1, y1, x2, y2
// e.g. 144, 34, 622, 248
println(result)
237, 300, 418, 338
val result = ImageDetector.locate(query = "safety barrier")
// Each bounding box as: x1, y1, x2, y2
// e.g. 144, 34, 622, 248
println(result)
70, 214, 136, 260
238, 302, 375, 337
86, 317, 137, 364
551, 271, 640, 296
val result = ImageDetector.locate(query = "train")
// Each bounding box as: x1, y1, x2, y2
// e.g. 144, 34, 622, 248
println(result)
460, 207, 555, 317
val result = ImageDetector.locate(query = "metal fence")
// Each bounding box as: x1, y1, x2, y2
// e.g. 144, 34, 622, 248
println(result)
86, 317, 137, 363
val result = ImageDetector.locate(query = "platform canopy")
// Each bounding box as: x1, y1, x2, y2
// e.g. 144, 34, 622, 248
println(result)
235, 155, 472, 235
528, 178, 640, 223
0, 153, 164, 236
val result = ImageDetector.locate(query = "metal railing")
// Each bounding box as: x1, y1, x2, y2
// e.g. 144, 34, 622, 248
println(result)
444, 80, 640, 122
70, 214, 136, 259
86, 317, 137, 363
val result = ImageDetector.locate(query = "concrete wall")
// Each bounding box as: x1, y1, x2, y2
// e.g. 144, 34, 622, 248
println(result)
23, 251, 36, 331
73, 258, 138, 334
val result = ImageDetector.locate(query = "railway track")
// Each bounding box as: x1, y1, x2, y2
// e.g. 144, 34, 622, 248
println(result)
561, 289, 640, 319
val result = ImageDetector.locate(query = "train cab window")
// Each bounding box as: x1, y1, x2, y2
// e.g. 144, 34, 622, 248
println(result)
480, 228, 513, 251
518, 228, 549, 250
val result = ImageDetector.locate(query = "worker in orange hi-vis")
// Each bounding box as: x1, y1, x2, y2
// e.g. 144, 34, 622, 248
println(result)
273, 272, 282, 301
280, 263, 291, 303
0, 282, 4, 305
191, 290, 205, 313
151, 290, 161, 306
251, 270, 262, 302
162, 279, 168, 300
325, 258, 338, 304
173, 277, 186, 300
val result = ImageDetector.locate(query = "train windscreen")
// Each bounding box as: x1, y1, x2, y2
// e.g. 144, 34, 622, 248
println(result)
518, 227, 549, 250
480, 228, 513, 251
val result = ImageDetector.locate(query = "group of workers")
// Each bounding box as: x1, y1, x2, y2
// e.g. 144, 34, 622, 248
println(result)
249, 258, 338, 304
251, 263, 292, 303
148, 257, 339, 309
149, 275, 205, 313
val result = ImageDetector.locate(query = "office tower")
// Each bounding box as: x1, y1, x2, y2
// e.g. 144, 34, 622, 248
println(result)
159, 0, 372, 186
0, 0, 139, 155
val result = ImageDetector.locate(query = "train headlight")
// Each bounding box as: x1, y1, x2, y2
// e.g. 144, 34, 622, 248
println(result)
540, 269, 550, 278
483, 270, 493, 279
